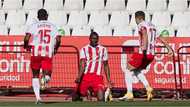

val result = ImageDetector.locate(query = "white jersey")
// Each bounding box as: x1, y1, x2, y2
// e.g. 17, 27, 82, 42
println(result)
138, 21, 157, 55
80, 44, 108, 76
26, 20, 59, 57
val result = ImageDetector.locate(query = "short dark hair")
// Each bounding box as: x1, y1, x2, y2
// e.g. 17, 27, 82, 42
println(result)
90, 32, 99, 38
135, 11, 145, 20
37, 9, 48, 20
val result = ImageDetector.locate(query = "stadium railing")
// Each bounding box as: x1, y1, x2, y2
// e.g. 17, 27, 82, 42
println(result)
177, 45, 190, 99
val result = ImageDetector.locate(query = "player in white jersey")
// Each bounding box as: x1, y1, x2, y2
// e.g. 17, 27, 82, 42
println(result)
23, 9, 61, 104
119, 11, 173, 101
75, 32, 112, 101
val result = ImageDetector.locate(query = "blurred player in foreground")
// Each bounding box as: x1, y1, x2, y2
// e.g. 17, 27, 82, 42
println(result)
119, 11, 173, 101
24, 9, 61, 104
75, 32, 112, 102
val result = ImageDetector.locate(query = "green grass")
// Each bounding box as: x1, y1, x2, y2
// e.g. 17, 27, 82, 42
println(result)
0, 101, 190, 107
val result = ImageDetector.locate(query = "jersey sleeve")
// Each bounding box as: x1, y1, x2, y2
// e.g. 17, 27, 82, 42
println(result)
103, 47, 108, 61
80, 48, 86, 60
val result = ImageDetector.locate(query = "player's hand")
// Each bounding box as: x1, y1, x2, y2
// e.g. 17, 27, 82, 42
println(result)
54, 49, 58, 55
107, 81, 113, 89
75, 77, 81, 84
24, 45, 31, 52
167, 49, 173, 57
142, 50, 147, 61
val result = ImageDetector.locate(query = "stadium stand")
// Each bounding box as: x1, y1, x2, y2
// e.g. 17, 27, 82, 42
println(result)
92, 25, 113, 36
126, 0, 146, 13
48, 10, 67, 27
172, 12, 189, 29
2, 0, 23, 11
151, 11, 171, 27
71, 25, 91, 36
176, 27, 190, 37
147, 0, 167, 13
43, 0, 64, 11
67, 11, 88, 27
105, 0, 126, 11
23, 0, 43, 12
88, 11, 109, 28
5, 10, 26, 28
168, 0, 188, 12
109, 11, 129, 28
0, 25, 8, 35
0, 10, 5, 25
113, 26, 134, 36
84, 0, 105, 12
9, 25, 26, 35
63, 0, 83, 11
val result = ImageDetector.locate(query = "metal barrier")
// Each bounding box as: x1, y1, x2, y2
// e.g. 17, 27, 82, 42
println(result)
177, 45, 190, 99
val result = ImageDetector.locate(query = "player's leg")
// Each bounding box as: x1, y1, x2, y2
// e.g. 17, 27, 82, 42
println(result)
30, 56, 42, 104
41, 70, 51, 90
105, 87, 113, 102
41, 57, 52, 89
78, 79, 90, 99
32, 69, 42, 104
134, 54, 154, 101
118, 53, 142, 100
92, 76, 106, 101
134, 70, 153, 101
118, 70, 134, 100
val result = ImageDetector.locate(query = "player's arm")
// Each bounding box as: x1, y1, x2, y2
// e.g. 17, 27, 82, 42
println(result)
141, 27, 148, 55
158, 37, 173, 56
103, 60, 112, 88
54, 35, 61, 54
75, 59, 86, 83
103, 48, 112, 88
23, 33, 31, 51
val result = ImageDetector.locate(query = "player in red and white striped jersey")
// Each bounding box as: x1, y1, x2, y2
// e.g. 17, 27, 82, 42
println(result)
119, 11, 173, 101
75, 32, 112, 101
23, 9, 61, 104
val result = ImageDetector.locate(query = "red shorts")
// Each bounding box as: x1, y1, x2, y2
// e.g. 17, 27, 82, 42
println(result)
128, 53, 154, 69
30, 56, 52, 71
79, 74, 104, 96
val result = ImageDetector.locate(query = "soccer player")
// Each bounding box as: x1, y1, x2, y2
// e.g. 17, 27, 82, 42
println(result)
75, 32, 112, 101
23, 9, 61, 104
119, 11, 173, 101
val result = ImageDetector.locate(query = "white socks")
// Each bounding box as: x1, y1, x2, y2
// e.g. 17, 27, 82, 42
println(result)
125, 69, 150, 94
32, 78, 41, 100
124, 70, 133, 93
135, 71, 150, 88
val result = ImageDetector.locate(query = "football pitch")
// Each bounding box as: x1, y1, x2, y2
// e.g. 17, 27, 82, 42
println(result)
0, 100, 190, 107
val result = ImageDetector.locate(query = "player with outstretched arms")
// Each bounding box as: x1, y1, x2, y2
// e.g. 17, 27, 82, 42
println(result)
23, 9, 61, 104
119, 11, 173, 101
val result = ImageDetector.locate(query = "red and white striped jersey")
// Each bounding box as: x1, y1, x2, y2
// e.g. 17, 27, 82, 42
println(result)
80, 44, 108, 76
138, 21, 157, 55
26, 20, 59, 57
